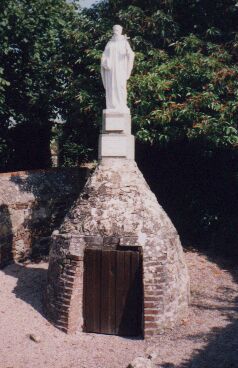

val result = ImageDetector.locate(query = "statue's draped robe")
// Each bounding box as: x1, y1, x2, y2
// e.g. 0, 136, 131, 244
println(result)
101, 36, 134, 111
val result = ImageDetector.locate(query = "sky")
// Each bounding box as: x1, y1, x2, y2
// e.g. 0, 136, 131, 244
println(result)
80, 0, 98, 7
67, 0, 98, 8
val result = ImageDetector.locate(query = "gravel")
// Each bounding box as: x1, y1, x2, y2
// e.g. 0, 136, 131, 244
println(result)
0, 250, 237, 368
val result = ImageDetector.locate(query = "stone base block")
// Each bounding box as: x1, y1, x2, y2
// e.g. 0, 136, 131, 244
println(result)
98, 134, 135, 160
102, 110, 131, 134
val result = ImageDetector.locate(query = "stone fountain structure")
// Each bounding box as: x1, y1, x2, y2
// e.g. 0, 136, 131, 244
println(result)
45, 25, 190, 337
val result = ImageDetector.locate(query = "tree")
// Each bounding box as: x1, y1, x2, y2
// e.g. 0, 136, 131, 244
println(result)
3, 0, 238, 168
77, 1, 238, 149
0, 0, 84, 170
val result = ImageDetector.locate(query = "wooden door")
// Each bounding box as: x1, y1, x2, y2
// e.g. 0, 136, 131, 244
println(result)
84, 248, 142, 337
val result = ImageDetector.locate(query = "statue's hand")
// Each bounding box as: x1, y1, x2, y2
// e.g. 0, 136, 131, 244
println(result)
102, 58, 111, 71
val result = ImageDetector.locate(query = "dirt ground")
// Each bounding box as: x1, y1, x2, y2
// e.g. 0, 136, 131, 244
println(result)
0, 250, 238, 368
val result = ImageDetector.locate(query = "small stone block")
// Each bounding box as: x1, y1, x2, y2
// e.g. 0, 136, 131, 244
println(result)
102, 111, 131, 134
105, 116, 125, 131
98, 134, 135, 159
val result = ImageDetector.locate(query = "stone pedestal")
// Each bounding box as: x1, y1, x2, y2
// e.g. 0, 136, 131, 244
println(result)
98, 111, 135, 160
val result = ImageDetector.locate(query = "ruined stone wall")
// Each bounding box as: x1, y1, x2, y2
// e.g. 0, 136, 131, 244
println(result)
0, 168, 89, 268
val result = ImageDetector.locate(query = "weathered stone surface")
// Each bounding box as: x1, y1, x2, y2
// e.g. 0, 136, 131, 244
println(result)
127, 357, 154, 368
98, 134, 135, 159
46, 158, 190, 337
0, 168, 88, 267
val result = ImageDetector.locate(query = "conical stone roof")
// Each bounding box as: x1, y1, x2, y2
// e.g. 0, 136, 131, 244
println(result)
46, 158, 190, 335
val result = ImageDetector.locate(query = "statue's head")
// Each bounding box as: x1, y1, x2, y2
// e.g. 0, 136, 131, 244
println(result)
113, 25, 123, 36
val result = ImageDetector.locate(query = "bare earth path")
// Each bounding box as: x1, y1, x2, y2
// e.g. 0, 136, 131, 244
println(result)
0, 250, 238, 368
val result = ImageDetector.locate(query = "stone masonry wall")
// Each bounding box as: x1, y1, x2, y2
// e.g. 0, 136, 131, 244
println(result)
46, 159, 190, 337
0, 168, 89, 268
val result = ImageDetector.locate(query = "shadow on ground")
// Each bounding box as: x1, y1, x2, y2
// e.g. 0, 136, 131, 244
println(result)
181, 253, 238, 368
179, 319, 238, 368
159, 252, 238, 368
159, 318, 238, 368
3, 262, 48, 316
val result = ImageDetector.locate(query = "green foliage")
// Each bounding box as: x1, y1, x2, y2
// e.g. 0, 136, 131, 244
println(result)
130, 44, 238, 148
2, 0, 238, 168
0, 0, 80, 119
74, 0, 238, 153
0, 0, 84, 170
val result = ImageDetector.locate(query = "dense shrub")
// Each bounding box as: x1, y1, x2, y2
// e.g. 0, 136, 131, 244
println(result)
0, 0, 84, 170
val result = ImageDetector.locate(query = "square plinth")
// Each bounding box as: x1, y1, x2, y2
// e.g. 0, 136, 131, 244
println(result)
98, 134, 135, 160
102, 111, 131, 135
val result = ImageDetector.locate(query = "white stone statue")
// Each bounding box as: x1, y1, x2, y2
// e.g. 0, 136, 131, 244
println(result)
101, 25, 135, 112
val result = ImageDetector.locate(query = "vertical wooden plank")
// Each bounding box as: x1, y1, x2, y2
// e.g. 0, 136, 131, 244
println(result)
115, 250, 125, 334
116, 250, 142, 336
100, 250, 116, 334
117, 250, 132, 336
130, 251, 142, 336
84, 248, 101, 333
